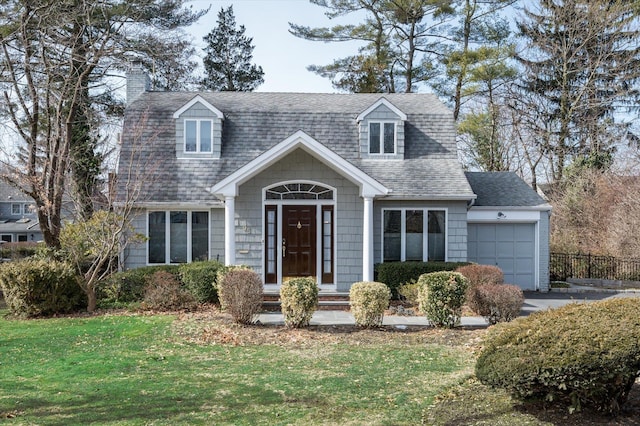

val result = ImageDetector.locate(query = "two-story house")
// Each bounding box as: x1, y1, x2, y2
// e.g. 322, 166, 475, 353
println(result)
119, 65, 551, 292
0, 181, 41, 243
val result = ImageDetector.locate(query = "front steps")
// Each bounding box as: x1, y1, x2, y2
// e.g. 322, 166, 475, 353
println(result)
263, 292, 350, 311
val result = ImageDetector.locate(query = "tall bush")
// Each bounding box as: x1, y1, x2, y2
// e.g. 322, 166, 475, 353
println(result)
218, 268, 263, 324
178, 260, 223, 303
476, 298, 640, 413
280, 277, 318, 328
0, 258, 86, 317
456, 264, 504, 315
417, 271, 468, 328
349, 281, 391, 327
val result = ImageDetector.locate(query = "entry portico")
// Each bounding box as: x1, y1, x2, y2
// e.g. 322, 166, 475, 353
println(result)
210, 130, 388, 289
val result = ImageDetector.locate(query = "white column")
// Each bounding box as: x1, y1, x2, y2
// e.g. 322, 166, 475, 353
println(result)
224, 196, 236, 266
362, 196, 374, 282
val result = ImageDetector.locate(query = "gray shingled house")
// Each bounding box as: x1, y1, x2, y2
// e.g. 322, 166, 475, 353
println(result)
0, 181, 41, 243
119, 67, 551, 292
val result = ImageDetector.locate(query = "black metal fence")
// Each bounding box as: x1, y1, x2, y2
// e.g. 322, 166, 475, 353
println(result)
550, 252, 640, 282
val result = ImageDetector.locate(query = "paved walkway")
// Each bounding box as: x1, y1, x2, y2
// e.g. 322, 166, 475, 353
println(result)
257, 286, 640, 327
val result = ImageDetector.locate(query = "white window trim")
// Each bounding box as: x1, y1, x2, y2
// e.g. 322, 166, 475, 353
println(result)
368, 121, 397, 155
1, 234, 12, 243
381, 207, 449, 262
11, 203, 22, 215
184, 119, 213, 153
147, 210, 210, 265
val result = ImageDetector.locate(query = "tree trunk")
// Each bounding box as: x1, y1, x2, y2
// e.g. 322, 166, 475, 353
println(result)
86, 287, 97, 313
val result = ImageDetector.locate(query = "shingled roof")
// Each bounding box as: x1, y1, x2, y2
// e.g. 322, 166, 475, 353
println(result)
465, 171, 550, 208
119, 92, 475, 203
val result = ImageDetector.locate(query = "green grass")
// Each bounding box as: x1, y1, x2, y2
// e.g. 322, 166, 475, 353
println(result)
0, 310, 472, 425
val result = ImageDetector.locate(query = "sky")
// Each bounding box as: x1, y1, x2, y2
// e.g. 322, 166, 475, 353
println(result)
185, 0, 364, 93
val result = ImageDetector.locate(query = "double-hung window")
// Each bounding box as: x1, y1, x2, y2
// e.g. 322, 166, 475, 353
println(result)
11, 203, 22, 215
383, 209, 446, 262
148, 211, 209, 264
369, 122, 396, 154
184, 120, 212, 153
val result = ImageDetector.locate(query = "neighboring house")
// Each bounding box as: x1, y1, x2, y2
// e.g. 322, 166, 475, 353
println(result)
119, 66, 551, 292
0, 181, 42, 243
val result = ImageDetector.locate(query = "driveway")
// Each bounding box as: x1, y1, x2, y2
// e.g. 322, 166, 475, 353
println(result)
521, 290, 640, 316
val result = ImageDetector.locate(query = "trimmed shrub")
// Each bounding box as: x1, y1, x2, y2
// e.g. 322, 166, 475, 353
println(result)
143, 270, 196, 311
218, 268, 263, 324
417, 271, 468, 328
375, 261, 469, 299
455, 264, 504, 288
476, 298, 640, 414
472, 284, 524, 324
349, 281, 391, 328
456, 264, 505, 315
280, 277, 318, 328
0, 258, 86, 317
0, 242, 40, 260
97, 265, 179, 308
178, 260, 223, 303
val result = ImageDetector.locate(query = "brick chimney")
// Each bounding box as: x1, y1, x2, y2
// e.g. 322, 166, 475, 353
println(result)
126, 61, 150, 105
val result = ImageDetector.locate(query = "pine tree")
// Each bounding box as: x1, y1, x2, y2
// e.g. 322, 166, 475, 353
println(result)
202, 6, 264, 91
516, 0, 640, 181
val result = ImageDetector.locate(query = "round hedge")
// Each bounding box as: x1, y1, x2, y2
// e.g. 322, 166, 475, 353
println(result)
475, 298, 640, 413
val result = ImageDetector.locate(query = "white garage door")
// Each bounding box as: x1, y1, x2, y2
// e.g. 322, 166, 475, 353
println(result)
467, 223, 536, 291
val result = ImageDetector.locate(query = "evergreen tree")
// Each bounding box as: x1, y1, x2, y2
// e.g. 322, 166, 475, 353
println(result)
290, 0, 454, 93
202, 6, 264, 91
516, 0, 640, 181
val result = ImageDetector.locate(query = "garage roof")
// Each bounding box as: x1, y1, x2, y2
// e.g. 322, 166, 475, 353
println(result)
466, 172, 550, 208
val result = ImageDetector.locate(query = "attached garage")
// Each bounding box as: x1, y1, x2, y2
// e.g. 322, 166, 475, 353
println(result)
468, 223, 536, 290
465, 172, 552, 292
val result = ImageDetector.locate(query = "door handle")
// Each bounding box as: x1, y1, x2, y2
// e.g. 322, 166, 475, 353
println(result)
282, 238, 286, 257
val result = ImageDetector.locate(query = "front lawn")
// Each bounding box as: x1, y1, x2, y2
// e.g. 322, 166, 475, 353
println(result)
0, 309, 476, 425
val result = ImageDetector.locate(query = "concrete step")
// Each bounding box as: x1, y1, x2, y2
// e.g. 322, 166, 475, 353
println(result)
262, 292, 351, 311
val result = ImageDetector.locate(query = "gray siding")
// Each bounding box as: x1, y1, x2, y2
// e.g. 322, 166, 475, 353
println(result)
539, 211, 550, 292
210, 208, 225, 264
373, 200, 468, 263
123, 210, 147, 269
236, 148, 363, 290
358, 103, 405, 160
175, 102, 223, 159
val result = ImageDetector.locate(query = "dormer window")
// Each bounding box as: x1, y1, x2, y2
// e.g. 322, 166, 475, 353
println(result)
185, 119, 213, 153
357, 98, 406, 160
173, 95, 224, 159
369, 122, 396, 154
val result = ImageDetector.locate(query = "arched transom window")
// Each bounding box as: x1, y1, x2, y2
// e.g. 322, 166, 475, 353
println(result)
265, 182, 334, 200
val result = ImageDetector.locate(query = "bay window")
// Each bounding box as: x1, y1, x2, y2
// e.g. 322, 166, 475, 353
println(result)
383, 208, 446, 262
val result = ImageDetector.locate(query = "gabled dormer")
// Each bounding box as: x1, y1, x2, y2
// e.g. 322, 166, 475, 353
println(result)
357, 98, 407, 160
173, 95, 224, 159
